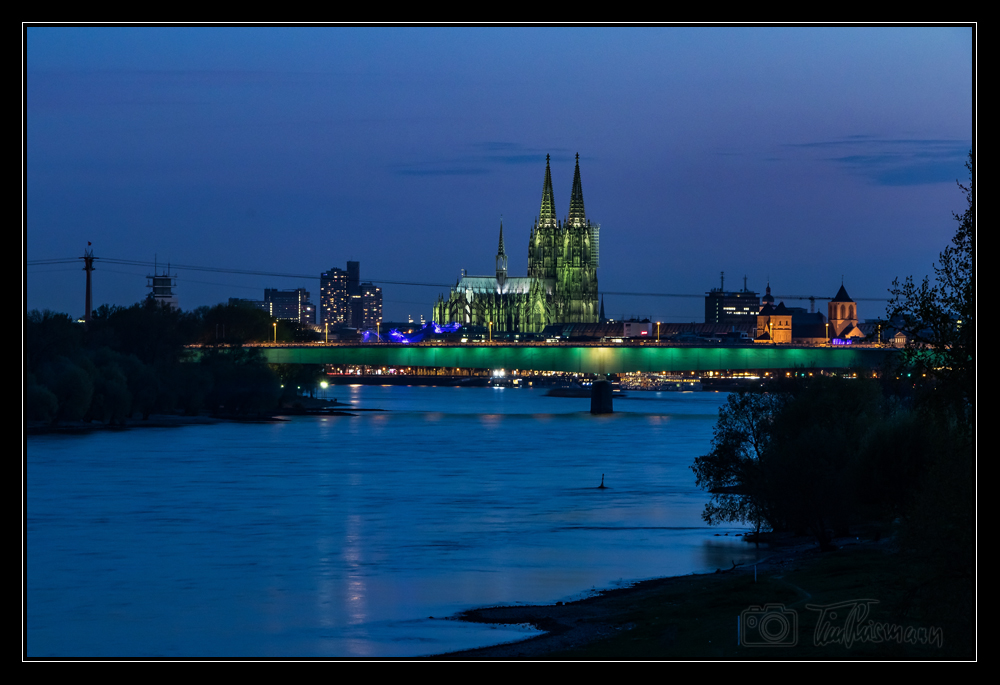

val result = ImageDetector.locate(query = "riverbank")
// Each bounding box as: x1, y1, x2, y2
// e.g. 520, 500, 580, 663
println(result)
23, 396, 354, 435
437, 534, 974, 660
25, 413, 233, 435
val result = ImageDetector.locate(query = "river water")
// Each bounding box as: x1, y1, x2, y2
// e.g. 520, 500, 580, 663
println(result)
26, 386, 767, 657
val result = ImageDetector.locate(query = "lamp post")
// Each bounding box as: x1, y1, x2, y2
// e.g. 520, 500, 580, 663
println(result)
657, 321, 661, 343
325, 322, 328, 344
273, 322, 277, 344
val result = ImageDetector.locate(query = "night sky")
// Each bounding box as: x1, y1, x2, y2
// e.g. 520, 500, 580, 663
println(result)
25, 26, 973, 324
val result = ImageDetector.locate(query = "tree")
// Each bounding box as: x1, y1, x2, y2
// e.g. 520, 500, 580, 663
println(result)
24, 310, 83, 373
272, 363, 325, 399
761, 377, 886, 550
198, 302, 274, 345
886, 150, 975, 575
693, 379, 911, 550
89, 300, 197, 367
200, 345, 280, 416
887, 150, 974, 417
37, 356, 93, 423
691, 389, 785, 538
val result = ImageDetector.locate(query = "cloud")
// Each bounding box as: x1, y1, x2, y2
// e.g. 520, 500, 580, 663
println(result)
788, 137, 970, 186
393, 143, 573, 176
396, 167, 490, 176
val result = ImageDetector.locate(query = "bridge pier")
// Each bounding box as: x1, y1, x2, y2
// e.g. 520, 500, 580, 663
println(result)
590, 379, 614, 414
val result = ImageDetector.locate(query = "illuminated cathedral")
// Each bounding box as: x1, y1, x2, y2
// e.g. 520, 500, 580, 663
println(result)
432, 154, 600, 334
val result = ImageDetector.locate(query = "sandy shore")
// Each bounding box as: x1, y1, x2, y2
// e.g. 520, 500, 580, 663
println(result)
434, 535, 918, 659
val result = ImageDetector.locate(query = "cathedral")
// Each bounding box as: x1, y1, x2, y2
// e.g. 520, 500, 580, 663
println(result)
432, 154, 600, 334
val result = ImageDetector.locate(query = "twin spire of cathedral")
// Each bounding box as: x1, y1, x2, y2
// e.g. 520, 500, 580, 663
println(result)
536, 153, 587, 229
568, 153, 586, 227
539, 155, 558, 227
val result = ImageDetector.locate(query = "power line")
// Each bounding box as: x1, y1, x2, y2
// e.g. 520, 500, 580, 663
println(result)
603, 290, 887, 302
26, 256, 888, 301
28, 256, 453, 288
603, 291, 702, 298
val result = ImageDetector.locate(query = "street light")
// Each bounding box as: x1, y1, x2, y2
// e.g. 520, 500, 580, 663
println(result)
273, 322, 277, 343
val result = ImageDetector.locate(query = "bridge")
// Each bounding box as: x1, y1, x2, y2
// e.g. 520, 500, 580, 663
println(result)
249, 343, 894, 375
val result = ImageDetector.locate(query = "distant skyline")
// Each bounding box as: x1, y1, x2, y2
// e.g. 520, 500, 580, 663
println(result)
25, 26, 974, 323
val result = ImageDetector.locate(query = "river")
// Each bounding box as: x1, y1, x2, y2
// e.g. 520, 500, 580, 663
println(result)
26, 386, 766, 657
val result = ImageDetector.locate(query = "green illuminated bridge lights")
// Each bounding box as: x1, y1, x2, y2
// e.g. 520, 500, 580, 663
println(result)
203, 343, 896, 375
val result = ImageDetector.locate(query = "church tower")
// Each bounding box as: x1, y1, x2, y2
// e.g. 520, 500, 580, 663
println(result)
828, 283, 859, 338
554, 153, 599, 323
528, 155, 559, 281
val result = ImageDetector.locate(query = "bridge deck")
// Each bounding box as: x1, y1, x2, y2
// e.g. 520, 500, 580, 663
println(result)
230, 343, 894, 374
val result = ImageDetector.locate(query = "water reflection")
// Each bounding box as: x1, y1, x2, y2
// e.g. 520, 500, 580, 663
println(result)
27, 387, 738, 657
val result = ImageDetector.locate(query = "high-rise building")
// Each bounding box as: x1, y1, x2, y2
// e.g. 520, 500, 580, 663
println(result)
320, 262, 382, 329
228, 297, 268, 313
347, 261, 360, 292
320, 267, 350, 326
705, 274, 759, 325
264, 288, 315, 325
433, 154, 600, 333
360, 282, 382, 329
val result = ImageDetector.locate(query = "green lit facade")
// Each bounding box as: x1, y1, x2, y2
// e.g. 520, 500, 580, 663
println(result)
433, 154, 600, 333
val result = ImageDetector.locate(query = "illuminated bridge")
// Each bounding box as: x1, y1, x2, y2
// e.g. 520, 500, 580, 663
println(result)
251, 343, 894, 375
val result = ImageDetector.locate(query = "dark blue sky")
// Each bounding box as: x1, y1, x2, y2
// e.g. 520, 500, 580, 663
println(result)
25, 26, 973, 323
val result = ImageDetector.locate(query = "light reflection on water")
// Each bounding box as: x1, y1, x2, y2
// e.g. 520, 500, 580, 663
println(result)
26, 387, 766, 657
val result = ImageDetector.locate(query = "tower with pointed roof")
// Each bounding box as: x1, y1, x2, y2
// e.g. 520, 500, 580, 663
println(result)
828, 283, 860, 339
555, 153, 599, 323
495, 220, 508, 287
528, 154, 560, 281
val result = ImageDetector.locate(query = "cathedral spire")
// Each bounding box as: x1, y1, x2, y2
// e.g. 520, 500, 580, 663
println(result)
495, 220, 508, 285
568, 152, 586, 226
539, 154, 557, 228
